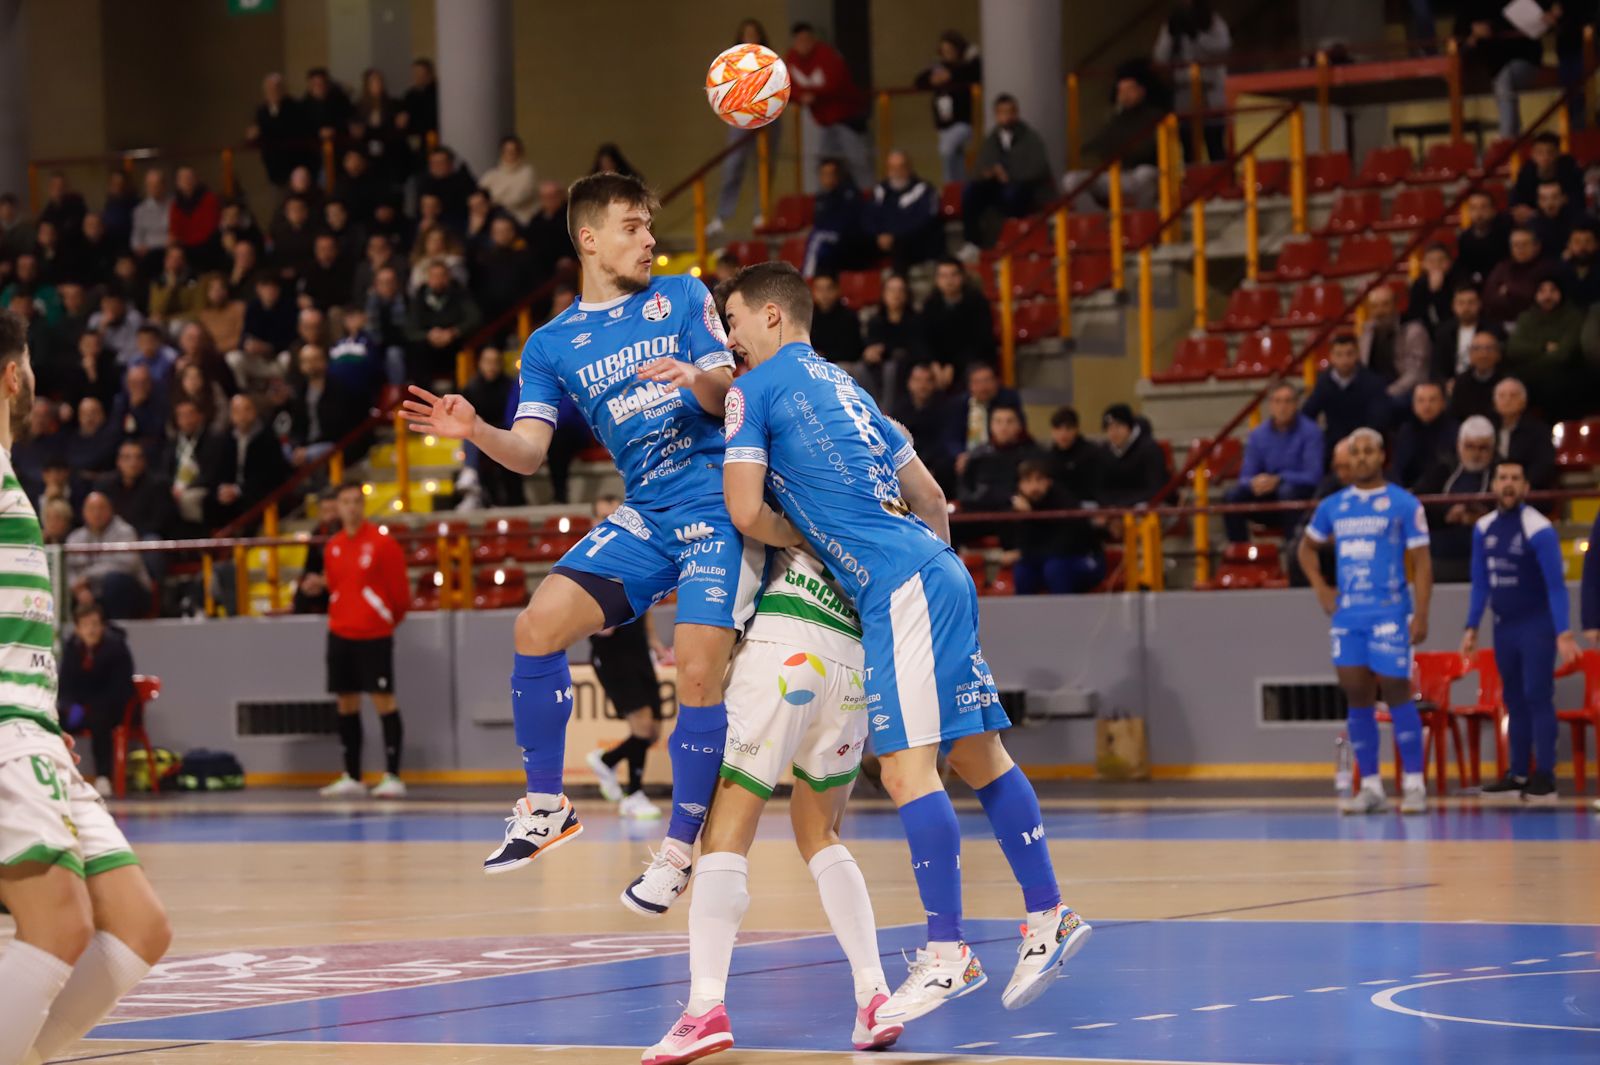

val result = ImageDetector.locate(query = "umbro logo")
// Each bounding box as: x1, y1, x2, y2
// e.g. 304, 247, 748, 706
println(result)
678, 802, 708, 817
572, 333, 592, 348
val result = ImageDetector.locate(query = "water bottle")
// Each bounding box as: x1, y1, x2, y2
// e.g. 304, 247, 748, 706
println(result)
1334, 735, 1353, 796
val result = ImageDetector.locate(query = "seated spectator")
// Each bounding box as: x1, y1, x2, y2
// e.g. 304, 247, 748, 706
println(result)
464, 190, 497, 260
268, 195, 317, 275
97, 439, 174, 538
195, 275, 245, 354
174, 320, 235, 394
334, 149, 383, 225
161, 398, 221, 532
461, 347, 525, 507
169, 166, 220, 269
292, 488, 339, 614
867, 150, 943, 273
87, 286, 144, 364
1528, 178, 1580, 260
405, 259, 480, 385
860, 273, 925, 401
1457, 188, 1511, 288
1286, 436, 1354, 587
76, 214, 117, 287
286, 344, 359, 466
1045, 405, 1105, 503
330, 303, 386, 400
172, 361, 229, 433
408, 225, 468, 292
65, 491, 151, 619
1061, 73, 1164, 215
217, 200, 263, 259
1483, 227, 1548, 323
946, 362, 1022, 457
1358, 284, 1428, 402
1005, 458, 1105, 594
63, 332, 119, 419
39, 172, 86, 239
41, 498, 74, 547
890, 362, 958, 489
1412, 416, 1496, 583
1493, 376, 1556, 488
807, 273, 864, 367
803, 158, 867, 277
51, 282, 90, 359
1508, 276, 1585, 419
1099, 403, 1170, 507
130, 168, 170, 275
401, 56, 438, 140
225, 239, 261, 299
1, 254, 62, 324
33, 220, 84, 288
148, 246, 202, 324
473, 215, 535, 327
963, 93, 1053, 248
322, 199, 365, 263
127, 324, 177, 388
1448, 328, 1508, 423
287, 305, 328, 369
1403, 243, 1457, 333
364, 266, 410, 381
231, 273, 296, 390
957, 404, 1040, 510
297, 233, 354, 311
1510, 131, 1583, 223
480, 135, 537, 226
913, 30, 982, 183
1431, 282, 1493, 381
1224, 382, 1323, 542
56, 601, 137, 795
36, 457, 75, 519
112, 363, 168, 457
1301, 333, 1390, 456
1392, 381, 1458, 489
1560, 221, 1600, 310
713, 250, 741, 287
66, 397, 119, 488
203, 393, 291, 530
526, 180, 576, 284
922, 257, 996, 389
418, 147, 478, 232
351, 233, 401, 301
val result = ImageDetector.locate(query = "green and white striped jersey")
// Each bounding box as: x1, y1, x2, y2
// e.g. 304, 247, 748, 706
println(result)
0, 446, 59, 740
745, 547, 863, 668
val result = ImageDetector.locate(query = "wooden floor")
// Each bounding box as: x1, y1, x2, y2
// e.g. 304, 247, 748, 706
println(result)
13, 791, 1600, 1065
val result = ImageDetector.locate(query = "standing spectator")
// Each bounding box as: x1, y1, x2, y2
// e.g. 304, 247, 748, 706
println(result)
354, 68, 410, 185
1224, 383, 1323, 542
160, 398, 221, 533
100, 170, 139, 251
318, 481, 411, 800
169, 167, 220, 269
1045, 406, 1106, 503
1560, 221, 1600, 309
56, 602, 137, 797
1457, 188, 1511, 286
1062, 73, 1165, 213
947, 362, 1022, 457
66, 397, 120, 487
891, 362, 958, 489
268, 195, 317, 276
286, 344, 359, 467
866, 150, 943, 273
860, 273, 925, 401
39, 172, 87, 238
418, 147, 479, 232
1301, 333, 1391, 453
1508, 276, 1585, 419
962, 94, 1054, 249
1528, 178, 1579, 258
462, 347, 525, 507
802, 158, 866, 277
97, 439, 173, 538
297, 233, 354, 311
1414, 416, 1496, 583
1456, 0, 1546, 138
302, 67, 353, 144
231, 273, 296, 389
1359, 284, 1430, 402
1510, 131, 1585, 221
405, 259, 481, 385
785, 22, 873, 190
1432, 282, 1492, 381
922, 258, 996, 388
526, 180, 576, 283
706, 19, 780, 237
806, 273, 864, 369
480, 135, 538, 226
473, 215, 535, 326
1006, 458, 1105, 594
1404, 242, 1458, 332
1099, 403, 1171, 507
1448, 328, 1508, 423
1482, 228, 1547, 326
248, 72, 312, 186
293, 489, 339, 614
400, 57, 439, 144
202, 393, 291, 530
1393, 380, 1459, 489
1152, 0, 1231, 162
112, 363, 168, 457
65, 491, 151, 619
914, 30, 983, 182
1492, 377, 1557, 489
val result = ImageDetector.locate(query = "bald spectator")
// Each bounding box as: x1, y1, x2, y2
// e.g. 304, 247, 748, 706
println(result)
1483, 227, 1549, 323
1493, 377, 1556, 489
1413, 416, 1497, 583
1358, 284, 1429, 400
65, 491, 151, 619
1225, 383, 1322, 542
1392, 381, 1458, 489
1448, 328, 1508, 424
111, 363, 167, 457
866, 150, 943, 273
66, 396, 119, 487
203, 393, 291, 530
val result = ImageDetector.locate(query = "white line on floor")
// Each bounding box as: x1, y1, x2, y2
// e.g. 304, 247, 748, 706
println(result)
1359, 979, 1399, 985
1560, 951, 1595, 958
1305, 986, 1346, 993
1511, 958, 1549, 965
1463, 966, 1501, 972
955, 1041, 998, 1049
1411, 972, 1451, 978
1134, 1013, 1178, 1020
1014, 1032, 1056, 1039
1074, 1022, 1118, 1029
1250, 995, 1292, 1002
1193, 1003, 1235, 1011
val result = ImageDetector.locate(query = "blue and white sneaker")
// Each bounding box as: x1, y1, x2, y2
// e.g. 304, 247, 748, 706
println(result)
878, 942, 987, 1024
482, 795, 582, 874
1002, 905, 1093, 1009
620, 842, 691, 917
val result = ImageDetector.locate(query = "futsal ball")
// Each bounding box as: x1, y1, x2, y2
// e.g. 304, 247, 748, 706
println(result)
778, 652, 825, 706
705, 43, 791, 130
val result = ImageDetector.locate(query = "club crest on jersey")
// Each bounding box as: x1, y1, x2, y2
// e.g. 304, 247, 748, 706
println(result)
571, 332, 592, 348
642, 292, 672, 322
723, 386, 746, 440
1373, 495, 1390, 512
703, 292, 728, 343
567, 311, 587, 322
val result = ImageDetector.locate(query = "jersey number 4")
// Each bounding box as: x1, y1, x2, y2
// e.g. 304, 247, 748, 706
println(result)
585, 528, 618, 558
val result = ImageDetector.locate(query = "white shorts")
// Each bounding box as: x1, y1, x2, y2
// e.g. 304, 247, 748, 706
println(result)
0, 725, 137, 878
720, 639, 868, 799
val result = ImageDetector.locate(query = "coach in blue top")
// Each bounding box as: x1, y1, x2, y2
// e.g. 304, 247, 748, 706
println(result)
1461, 460, 1579, 804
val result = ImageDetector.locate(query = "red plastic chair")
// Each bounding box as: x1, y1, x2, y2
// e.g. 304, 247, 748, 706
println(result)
1413, 141, 1477, 183
1324, 234, 1396, 278
1449, 648, 1507, 786
1570, 129, 1600, 168
1350, 146, 1414, 189
837, 270, 883, 308
1316, 191, 1382, 236
1355, 653, 1467, 794
532, 515, 593, 562
1007, 257, 1057, 299
1307, 153, 1352, 192
1066, 212, 1110, 252
997, 217, 1053, 256
723, 240, 768, 267
106, 675, 161, 799
1260, 237, 1329, 283
1216, 330, 1294, 379
1122, 210, 1161, 249
776, 235, 807, 269
754, 194, 813, 235
474, 565, 530, 610
1070, 254, 1112, 296
1185, 436, 1244, 481
1244, 158, 1290, 198
410, 571, 444, 612
1272, 281, 1348, 328
1182, 161, 1240, 202
939, 181, 963, 218
1206, 286, 1282, 334
1200, 542, 1286, 590
1556, 649, 1600, 793
1373, 187, 1445, 232
1555, 418, 1600, 471
407, 521, 467, 566
1474, 139, 1519, 177
1152, 335, 1229, 383
473, 517, 535, 564
1014, 299, 1060, 342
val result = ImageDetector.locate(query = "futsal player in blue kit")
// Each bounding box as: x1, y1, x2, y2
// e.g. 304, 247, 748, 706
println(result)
714, 262, 1090, 1024
403, 174, 763, 914
1460, 460, 1580, 804
1296, 428, 1434, 815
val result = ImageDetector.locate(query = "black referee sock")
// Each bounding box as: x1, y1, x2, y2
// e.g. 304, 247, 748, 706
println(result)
625, 736, 650, 794
337, 714, 363, 780
380, 710, 404, 776
600, 740, 630, 769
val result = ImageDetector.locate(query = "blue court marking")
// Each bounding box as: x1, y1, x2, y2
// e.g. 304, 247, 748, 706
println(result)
90, 920, 1600, 1063
112, 805, 1600, 845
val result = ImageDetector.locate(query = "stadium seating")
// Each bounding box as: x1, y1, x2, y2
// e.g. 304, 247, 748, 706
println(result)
1070, 254, 1112, 296
474, 565, 530, 610
1316, 191, 1383, 236
408, 521, 468, 566
998, 216, 1054, 256
1324, 234, 1396, 278
1207, 286, 1282, 334
1306, 153, 1352, 192
1474, 139, 1518, 177
939, 181, 963, 218
1272, 281, 1348, 327
1555, 418, 1600, 471
101, 674, 161, 800
1122, 210, 1161, 249
724, 240, 768, 266
1152, 335, 1229, 383
1571, 129, 1600, 168
1200, 542, 1287, 589
1014, 298, 1060, 341
532, 515, 591, 561
1350, 146, 1414, 188
1185, 436, 1244, 481
776, 235, 807, 269
1215, 330, 1295, 379
1181, 161, 1240, 202
837, 269, 883, 308
754, 194, 813, 235
1243, 158, 1290, 198
1413, 141, 1476, 183
1556, 649, 1600, 794
473, 517, 536, 564
1260, 237, 1328, 283
411, 570, 445, 612
1372, 187, 1445, 232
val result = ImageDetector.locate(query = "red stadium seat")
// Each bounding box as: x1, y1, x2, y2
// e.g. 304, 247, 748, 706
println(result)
1350, 146, 1414, 188
1152, 335, 1229, 383
474, 517, 535, 564
1185, 436, 1244, 481
1316, 191, 1382, 236
1182, 162, 1240, 202
1555, 418, 1600, 471
408, 520, 468, 566
1014, 298, 1060, 342
1415, 226, 1458, 256
474, 565, 530, 610
1215, 330, 1295, 379
1070, 254, 1112, 296
1121, 210, 1161, 249
997, 217, 1053, 256
1206, 286, 1282, 334
411, 570, 444, 612
837, 269, 883, 308
723, 240, 768, 266
1447, 649, 1508, 787
1571, 129, 1600, 168
1202, 542, 1287, 589
1272, 281, 1348, 328
1246, 158, 1290, 198
1556, 649, 1600, 793
95, 675, 161, 799
1373, 187, 1445, 232
754, 194, 813, 234
1306, 153, 1351, 193
1475, 139, 1518, 177
940, 181, 963, 218
776, 235, 807, 269
1067, 212, 1109, 252
1008, 257, 1057, 299
1324, 234, 1396, 278
1413, 141, 1476, 183
532, 515, 592, 561
1261, 237, 1329, 283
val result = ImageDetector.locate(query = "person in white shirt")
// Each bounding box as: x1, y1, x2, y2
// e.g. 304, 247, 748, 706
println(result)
478, 136, 537, 226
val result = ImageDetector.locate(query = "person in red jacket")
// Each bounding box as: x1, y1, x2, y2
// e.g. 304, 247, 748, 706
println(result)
319, 481, 411, 799
785, 23, 873, 191
168, 166, 221, 271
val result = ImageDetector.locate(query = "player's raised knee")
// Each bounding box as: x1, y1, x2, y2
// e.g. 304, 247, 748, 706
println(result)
512, 603, 568, 657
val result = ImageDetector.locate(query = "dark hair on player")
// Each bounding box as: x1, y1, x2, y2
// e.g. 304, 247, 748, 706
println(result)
1050, 405, 1079, 430
718, 261, 814, 333
0, 309, 25, 367
566, 171, 658, 247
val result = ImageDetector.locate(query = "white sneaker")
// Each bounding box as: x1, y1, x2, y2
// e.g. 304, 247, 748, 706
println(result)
1003, 905, 1093, 1010
704, 216, 725, 238
370, 774, 407, 799
619, 790, 662, 820
878, 942, 987, 1024
92, 776, 113, 798
621, 842, 691, 917
851, 992, 902, 1051
1399, 781, 1428, 815
587, 749, 624, 802
1339, 784, 1388, 815
482, 795, 583, 874
319, 774, 366, 799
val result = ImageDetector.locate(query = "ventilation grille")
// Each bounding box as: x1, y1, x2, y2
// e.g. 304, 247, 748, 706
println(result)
236, 699, 341, 737
1260, 682, 1347, 724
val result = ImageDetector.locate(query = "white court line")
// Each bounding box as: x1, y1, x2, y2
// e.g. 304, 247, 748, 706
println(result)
1370, 968, 1600, 1033
1250, 995, 1292, 1002
1074, 1022, 1118, 1029
1463, 965, 1501, 972
1014, 1032, 1056, 1039
1305, 986, 1346, 993
1359, 979, 1399, 986
1511, 958, 1549, 965
955, 1041, 998, 1049
1411, 972, 1451, 978
1134, 1013, 1178, 1020
1193, 1004, 1235, 1011
1561, 951, 1596, 957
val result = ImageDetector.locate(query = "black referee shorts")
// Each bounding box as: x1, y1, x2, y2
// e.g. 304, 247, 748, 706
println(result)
327, 633, 395, 695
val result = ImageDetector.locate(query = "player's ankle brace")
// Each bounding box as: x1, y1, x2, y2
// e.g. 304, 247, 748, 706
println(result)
666, 702, 727, 845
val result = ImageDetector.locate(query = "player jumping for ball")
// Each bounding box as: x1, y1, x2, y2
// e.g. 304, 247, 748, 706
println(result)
643, 546, 901, 1064
403, 174, 762, 914
0, 311, 172, 1065
714, 263, 1091, 1024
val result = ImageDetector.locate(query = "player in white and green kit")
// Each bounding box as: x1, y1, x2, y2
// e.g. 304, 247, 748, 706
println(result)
0, 312, 170, 1065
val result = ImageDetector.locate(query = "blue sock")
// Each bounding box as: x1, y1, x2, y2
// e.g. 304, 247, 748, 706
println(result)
666, 702, 727, 845
1389, 700, 1423, 774
975, 766, 1061, 913
1347, 705, 1380, 778
897, 792, 964, 942
512, 651, 573, 797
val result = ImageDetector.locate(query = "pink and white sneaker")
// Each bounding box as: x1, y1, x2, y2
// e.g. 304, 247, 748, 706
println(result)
851, 992, 903, 1050
641, 1004, 734, 1065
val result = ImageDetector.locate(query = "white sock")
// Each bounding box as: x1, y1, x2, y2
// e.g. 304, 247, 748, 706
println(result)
30, 932, 152, 1061
1361, 776, 1386, 797
525, 791, 562, 811
0, 941, 74, 1065
686, 851, 749, 1015
807, 844, 888, 1006
927, 940, 966, 962
1403, 772, 1425, 793
662, 836, 693, 866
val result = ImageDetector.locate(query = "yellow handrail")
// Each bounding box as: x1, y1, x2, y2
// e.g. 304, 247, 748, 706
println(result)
1188, 63, 1205, 161
263, 502, 282, 612
1053, 206, 1071, 339
1138, 245, 1154, 378
1108, 160, 1125, 292
1314, 50, 1331, 155
998, 255, 1016, 385
1193, 462, 1211, 586
394, 410, 411, 513
437, 529, 452, 609
968, 83, 983, 173
1067, 73, 1081, 171
877, 91, 893, 175
1289, 107, 1308, 235
1156, 113, 1175, 244
757, 129, 772, 222
328, 450, 344, 487
232, 543, 249, 617
455, 534, 473, 610
1122, 513, 1138, 592
1244, 153, 1259, 282
1140, 512, 1165, 590
1192, 198, 1207, 330
201, 553, 215, 617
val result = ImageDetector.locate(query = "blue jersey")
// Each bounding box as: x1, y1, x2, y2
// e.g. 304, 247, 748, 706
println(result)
515, 275, 734, 509
1305, 482, 1429, 618
1467, 504, 1571, 631
723, 344, 947, 603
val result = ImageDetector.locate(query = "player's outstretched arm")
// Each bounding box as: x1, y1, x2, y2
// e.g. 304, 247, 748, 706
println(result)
724, 461, 802, 548
898, 456, 951, 544
637, 360, 733, 417
402, 386, 552, 475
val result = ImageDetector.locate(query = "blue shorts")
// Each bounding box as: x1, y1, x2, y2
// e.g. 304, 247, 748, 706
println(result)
859, 550, 1010, 755
1330, 611, 1412, 679
554, 499, 763, 631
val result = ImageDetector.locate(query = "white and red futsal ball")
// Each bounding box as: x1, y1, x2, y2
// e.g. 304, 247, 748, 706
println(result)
705, 43, 790, 129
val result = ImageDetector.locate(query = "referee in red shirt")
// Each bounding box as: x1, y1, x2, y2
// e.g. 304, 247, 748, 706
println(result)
319, 482, 411, 799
